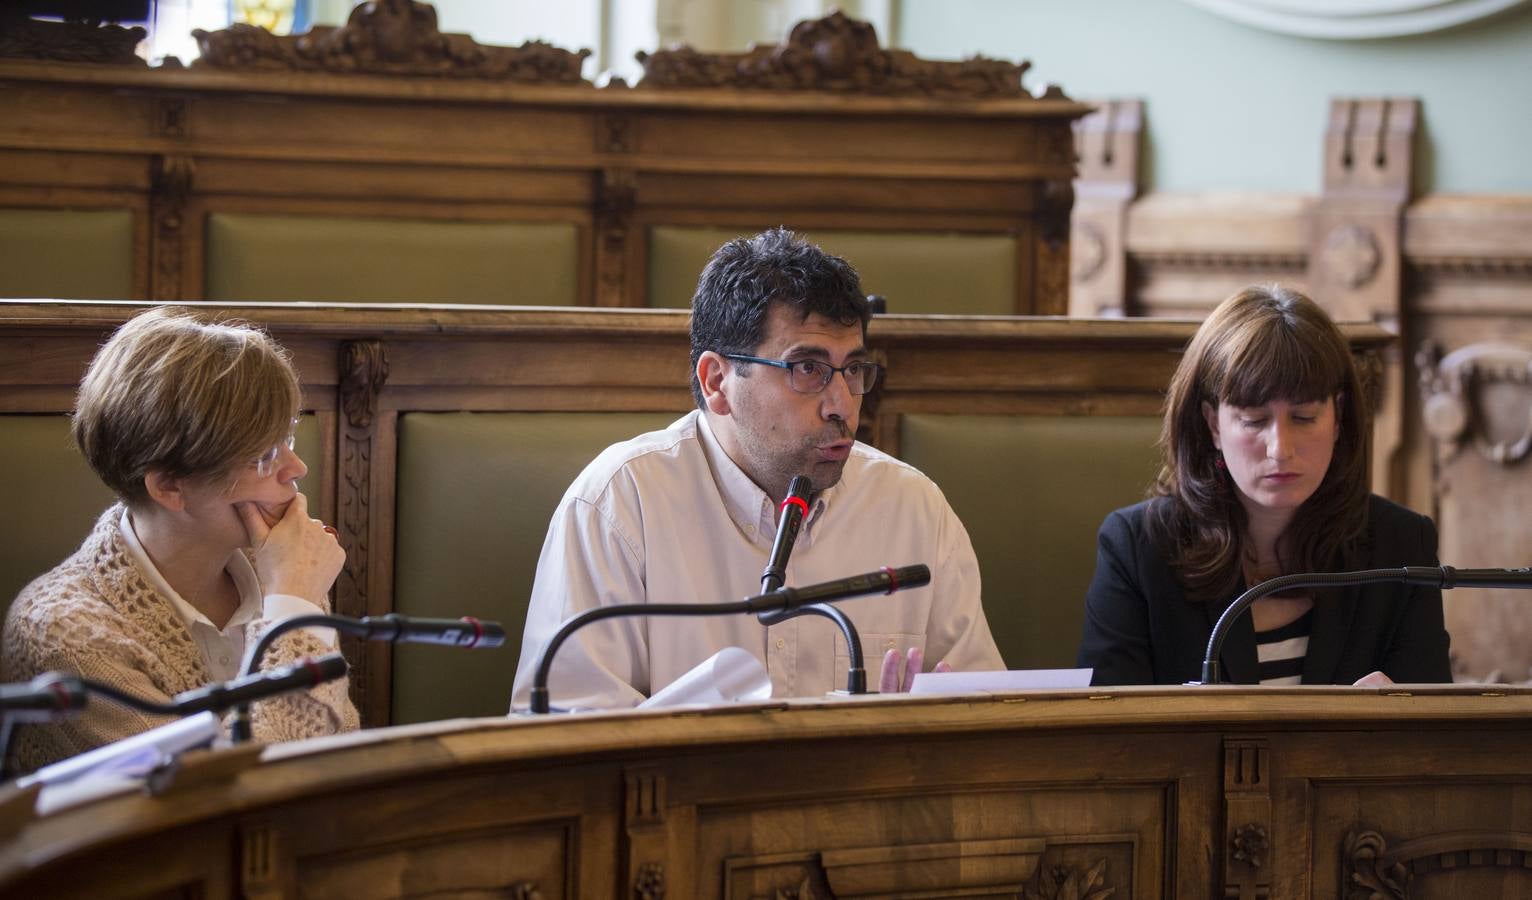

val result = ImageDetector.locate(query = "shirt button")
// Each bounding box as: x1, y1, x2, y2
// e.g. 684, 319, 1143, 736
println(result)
775, 639, 785, 650
220, 656, 230, 665
884, 640, 896, 651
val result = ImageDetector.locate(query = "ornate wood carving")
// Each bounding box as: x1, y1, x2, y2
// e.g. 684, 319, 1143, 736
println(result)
636, 11, 1034, 98
1035, 178, 1075, 314
1310, 97, 1416, 323
1131, 250, 1308, 273
1310, 98, 1418, 502
1344, 828, 1532, 899
1070, 99, 1143, 316
149, 155, 194, 303
625, 768, 668, 900
595, 167, 638, 307
0, 14, 146, 66
337, 340, 389, 714
1418, 341, 1532, 466
1023, 859, 1114, 900
1222, 739, 1272, 900
1416, 339, 1532, 683
192, 0, 590, 81
633, 862, 665, 900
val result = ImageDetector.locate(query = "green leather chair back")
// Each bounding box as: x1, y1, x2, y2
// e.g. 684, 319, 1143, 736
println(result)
899, 414, 1163, 671
205, 214, 580, 304
392, 410, 678, 723
0, 415, 322, 627
0, 209, 134, 300
649, 226, 1018, 315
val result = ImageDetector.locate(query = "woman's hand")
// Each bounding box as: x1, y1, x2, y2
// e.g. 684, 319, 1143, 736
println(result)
1353, 670, 1395, 687
237, 492, 344, 604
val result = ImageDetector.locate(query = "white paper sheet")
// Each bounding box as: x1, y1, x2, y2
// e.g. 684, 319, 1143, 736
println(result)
637, 646, 773, 710
908, 668, 1094, 694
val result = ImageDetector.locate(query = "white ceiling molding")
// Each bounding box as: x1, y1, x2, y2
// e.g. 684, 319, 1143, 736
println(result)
1179, 0, 1531, 39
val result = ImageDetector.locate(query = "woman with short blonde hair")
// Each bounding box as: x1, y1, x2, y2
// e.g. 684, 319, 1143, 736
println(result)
3, 308, 359, 773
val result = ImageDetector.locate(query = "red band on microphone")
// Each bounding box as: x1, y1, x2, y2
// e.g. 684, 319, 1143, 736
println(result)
881, 565, 899, 594
47, 681, 72, 711
301, 658, 324, 685
780, 496, 809, 518
463, 616, 484, 649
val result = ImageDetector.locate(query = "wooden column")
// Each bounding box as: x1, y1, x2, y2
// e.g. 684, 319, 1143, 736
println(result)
336, 340, 391, 726
1069, 99, 1142, 317
1309, 97, 1418, 502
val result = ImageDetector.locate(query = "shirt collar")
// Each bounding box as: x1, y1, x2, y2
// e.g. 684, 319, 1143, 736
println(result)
694, 411, 840, 544
118, 508, 263, 635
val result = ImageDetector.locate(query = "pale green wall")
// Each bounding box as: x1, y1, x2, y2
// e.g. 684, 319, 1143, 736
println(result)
897, 0, 1532, 194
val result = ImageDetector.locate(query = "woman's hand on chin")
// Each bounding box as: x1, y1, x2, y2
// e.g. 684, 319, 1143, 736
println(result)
236, 493, 345, 605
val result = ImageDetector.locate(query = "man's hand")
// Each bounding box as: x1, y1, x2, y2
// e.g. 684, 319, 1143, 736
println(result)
878, 646, 952, 693
237, 492, 344, 604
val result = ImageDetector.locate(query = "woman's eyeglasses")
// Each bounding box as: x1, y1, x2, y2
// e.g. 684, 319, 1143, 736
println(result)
253, 420, 299, 477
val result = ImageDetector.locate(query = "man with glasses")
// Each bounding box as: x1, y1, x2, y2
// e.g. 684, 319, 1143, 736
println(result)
512, 228, 1002, 711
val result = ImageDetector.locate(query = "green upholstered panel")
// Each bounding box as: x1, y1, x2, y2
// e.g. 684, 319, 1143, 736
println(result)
899, 414, 1163, 671
0, 414, 321, 625
393, 410, 678, 723
0, 209, 134, 300
648, 226, 1017, 315
205, 214, 579, 305
0, 416, 118, 619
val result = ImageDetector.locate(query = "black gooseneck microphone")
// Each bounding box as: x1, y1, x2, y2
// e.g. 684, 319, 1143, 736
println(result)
0, 656, 348, 780
1198, 565, 1532, 684
0, 672, 88, 720
526, 563, 932, 714
229, 613, 507, 743
761, 475, 813, 594
753, 475, 867, 688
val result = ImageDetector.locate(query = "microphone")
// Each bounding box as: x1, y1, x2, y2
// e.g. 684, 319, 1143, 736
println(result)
527, 563, 931, 713
760, 475, 812, 594
746, 564, 931, 614
230, 612, 506, 743
1198, 565, 1532, 684
172, 653, 349, 715
0, 672, 88, 721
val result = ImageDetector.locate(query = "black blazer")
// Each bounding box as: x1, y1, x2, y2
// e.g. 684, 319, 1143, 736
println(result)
1077, 495, 1452, 686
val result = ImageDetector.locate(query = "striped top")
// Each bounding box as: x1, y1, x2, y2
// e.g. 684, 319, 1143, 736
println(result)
1255, 608, 1314, 685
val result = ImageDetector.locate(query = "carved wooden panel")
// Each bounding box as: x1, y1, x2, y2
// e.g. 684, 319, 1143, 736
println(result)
1222, 739, 1272, 900
1417, 340, 1532, 682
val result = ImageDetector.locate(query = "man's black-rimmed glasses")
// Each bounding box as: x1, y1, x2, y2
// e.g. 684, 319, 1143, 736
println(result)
723, 354, 883, 395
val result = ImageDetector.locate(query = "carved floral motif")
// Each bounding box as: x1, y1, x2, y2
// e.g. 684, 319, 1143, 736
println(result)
637, 11, 1035, 97
0, 15, 146, 66
1022, 858, 1114, 900
193, 0, 590, 81
633, 861, 665, 900
1320, 223, 1382, 289
1231, 823, 1270, 869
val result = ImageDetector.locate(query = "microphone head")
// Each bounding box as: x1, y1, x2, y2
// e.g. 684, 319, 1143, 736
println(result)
787, 474, 812, 501
308, 653, 349, 682
888, 564, 931, 592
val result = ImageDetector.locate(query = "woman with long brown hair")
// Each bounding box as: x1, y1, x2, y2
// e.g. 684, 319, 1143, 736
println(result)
1077, 285, 1451, 685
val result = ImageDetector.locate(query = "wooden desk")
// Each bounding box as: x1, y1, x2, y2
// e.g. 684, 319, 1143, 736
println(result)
1, 687, 1528, 899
